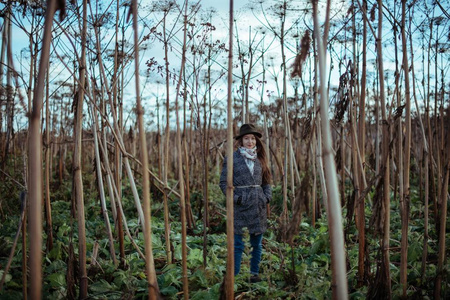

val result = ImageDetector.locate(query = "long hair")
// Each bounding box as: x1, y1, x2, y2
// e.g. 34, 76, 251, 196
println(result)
235, 135, 272, 184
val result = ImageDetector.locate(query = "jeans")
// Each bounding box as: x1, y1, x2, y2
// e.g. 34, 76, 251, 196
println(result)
234, 233, 263, 275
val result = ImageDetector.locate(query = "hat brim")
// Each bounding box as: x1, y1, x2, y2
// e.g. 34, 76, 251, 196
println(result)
234, 132, 262, 140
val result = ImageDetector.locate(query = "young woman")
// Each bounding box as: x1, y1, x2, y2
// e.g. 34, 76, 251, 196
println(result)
219, 123, 272, 283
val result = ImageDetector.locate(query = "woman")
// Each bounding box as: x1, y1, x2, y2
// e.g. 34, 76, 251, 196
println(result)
219, 123, 272, 283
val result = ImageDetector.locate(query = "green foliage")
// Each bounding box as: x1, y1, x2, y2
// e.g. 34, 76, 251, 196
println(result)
90, 279, 116, 293
0, 270, 12, 284
190, 282, 222, 299
187, 248, 203, 268
0, 174, 447, 300
47, 273, 66, 288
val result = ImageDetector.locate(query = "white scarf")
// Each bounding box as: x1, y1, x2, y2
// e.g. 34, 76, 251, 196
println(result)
239, 146, 257, 175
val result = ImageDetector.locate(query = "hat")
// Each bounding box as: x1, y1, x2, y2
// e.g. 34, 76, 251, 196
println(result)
234, 123, 262, 139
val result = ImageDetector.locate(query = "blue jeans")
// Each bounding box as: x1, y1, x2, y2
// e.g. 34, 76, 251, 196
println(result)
234, 233, 263, 275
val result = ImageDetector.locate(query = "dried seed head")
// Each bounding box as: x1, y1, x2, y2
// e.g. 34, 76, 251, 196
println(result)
370, 4, 376, 22
290, 30, 311, 78
56, 0, 66, 21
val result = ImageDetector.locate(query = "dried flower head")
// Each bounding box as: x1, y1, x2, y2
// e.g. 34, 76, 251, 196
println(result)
290, 30, 311, 78
370, 4, 376, 22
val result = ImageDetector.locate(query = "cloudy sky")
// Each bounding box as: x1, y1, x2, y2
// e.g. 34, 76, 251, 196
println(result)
8, 0, 444, 131
6, 0, 337, 130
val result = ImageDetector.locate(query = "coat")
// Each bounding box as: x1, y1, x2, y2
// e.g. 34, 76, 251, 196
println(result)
219, 151, 272, 235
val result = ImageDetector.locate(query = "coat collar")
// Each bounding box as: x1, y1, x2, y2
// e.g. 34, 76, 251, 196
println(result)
234, 150, 262, 181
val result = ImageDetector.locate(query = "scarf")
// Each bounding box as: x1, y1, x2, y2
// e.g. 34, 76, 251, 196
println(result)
239, 146, 257, 175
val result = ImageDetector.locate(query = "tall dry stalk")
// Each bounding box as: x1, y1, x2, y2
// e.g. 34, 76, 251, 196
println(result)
131, 0, 160, 298
312, 34, 328, 219
174, 3, 189, 298
311, 38, 319, 227
424, 15, 439, 232
73, 0, 88, 297
44, 62, 53, 252
312, 0, 348, 299
433, 23, 442, 226
28, 0, 58, 297
356, 0, 368, 286
340, 125, 346, 207
421, 149, 429, 282
224, 0, 235, 298
201, 63, 210, 265
435, 162, 449, 297
94, 122, 145, 260
433, 15, 449, 289
162, 13, 173, 265
400, 0, 412, 296
91, 103, 117, 265
22, 198, 27, 300
182, 84, 194, 230
392, 2, 404, 295
112, 0, 125, 264
408, 6, 430, 283
0, 7, 7, 158
88, 1, 145, 229
280, 0, 289, 239
2, 6, 13, 169
24, 8, 33, 299
373, 0, 392, 297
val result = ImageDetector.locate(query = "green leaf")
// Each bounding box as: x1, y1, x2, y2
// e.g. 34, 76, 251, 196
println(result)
0, 291, 23, 300
174, 243, 182, 261
349, 291, 366, 299
90, 279, 116, 293
187, 248, 203, 268
47, 273, 66, 288
113, 269, 129, 287
48, 242, 64, 260
191, 283, 222, 300
56, 224, 70, 238
408, 240, 422, 262
309, 238, 324, 255
318, 224, 328, 233
0, 270, 12, 284
159, 285, 178, 297
191, 269, 208, 288
46, 260, 67, 273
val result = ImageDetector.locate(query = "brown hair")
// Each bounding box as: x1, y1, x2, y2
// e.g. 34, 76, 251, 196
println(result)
235, 135, 272, 184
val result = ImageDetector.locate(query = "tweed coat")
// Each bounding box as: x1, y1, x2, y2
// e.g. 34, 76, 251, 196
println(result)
219, 151, 272, 235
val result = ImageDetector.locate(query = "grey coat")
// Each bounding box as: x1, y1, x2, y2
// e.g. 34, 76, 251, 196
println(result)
219, 151, 272, 235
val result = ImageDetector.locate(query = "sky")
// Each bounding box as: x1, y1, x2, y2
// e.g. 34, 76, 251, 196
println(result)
6, 0, 276, 130
3, 0, 371, 130
3, 0, 449, 131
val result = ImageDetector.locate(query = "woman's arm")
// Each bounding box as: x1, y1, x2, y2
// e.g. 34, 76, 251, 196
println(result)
220, 155, 242, 205
261, 183, 272, 203
219, 157, 228, 196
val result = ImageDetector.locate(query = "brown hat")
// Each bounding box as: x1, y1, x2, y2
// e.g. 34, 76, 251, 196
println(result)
234, 123, 262, 140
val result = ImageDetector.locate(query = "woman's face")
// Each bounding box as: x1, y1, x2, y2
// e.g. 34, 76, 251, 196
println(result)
242, 134, 256, 149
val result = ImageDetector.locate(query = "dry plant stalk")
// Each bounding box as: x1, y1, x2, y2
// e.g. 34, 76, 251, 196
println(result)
28, 0, 61, 297
73, 0, 88, 296
312, 0, 348, 298
174, 1, 189, 298
223, 0, 235, 298
400, 0, 412, 296
131, 0, 161, 298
